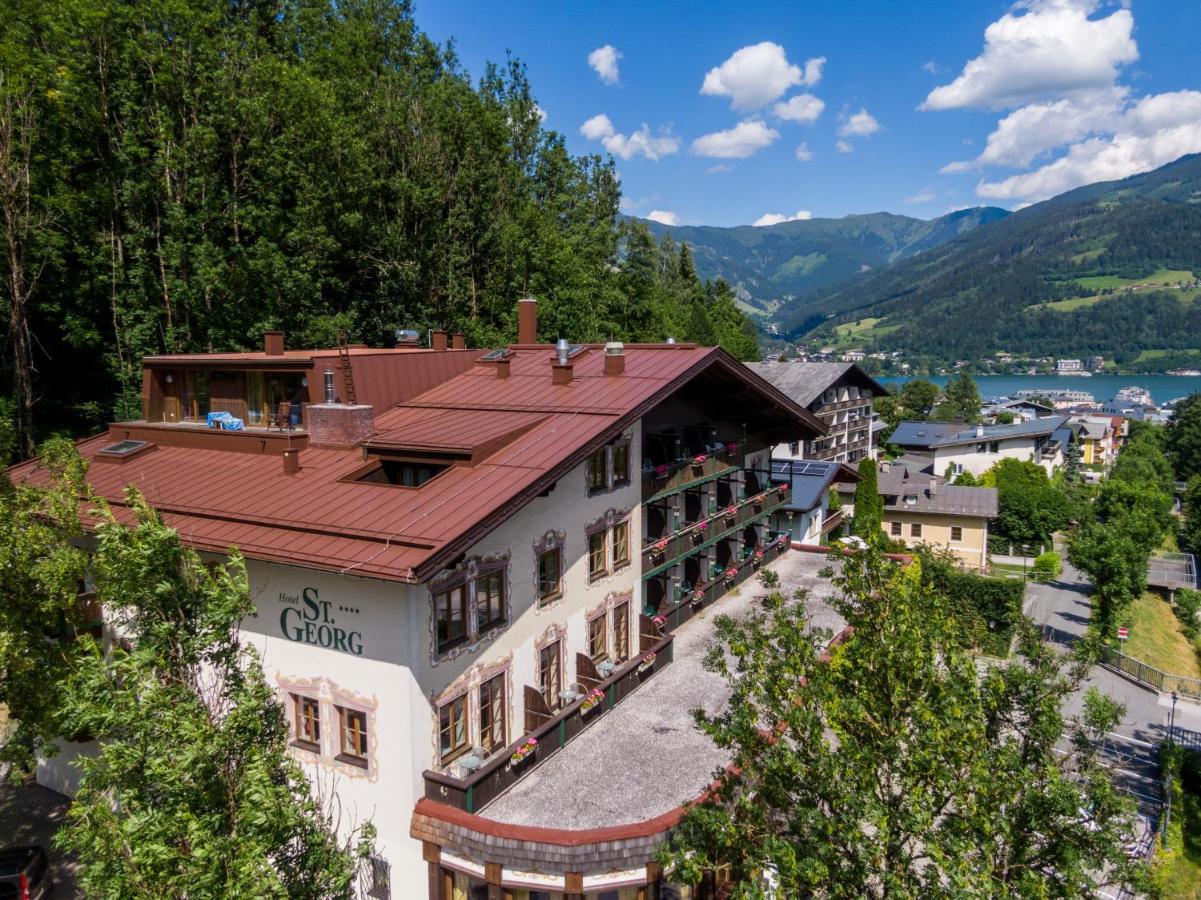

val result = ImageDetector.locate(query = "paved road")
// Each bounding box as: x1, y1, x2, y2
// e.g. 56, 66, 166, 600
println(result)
1024, 559, 1201, 746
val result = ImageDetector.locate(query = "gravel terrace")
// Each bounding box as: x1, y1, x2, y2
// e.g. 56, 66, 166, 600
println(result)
481, 549, 845, 829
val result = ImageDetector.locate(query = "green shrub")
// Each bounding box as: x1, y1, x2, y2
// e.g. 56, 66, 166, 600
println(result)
1175, 588, 1201, 641
919, 549, 1025, 656
1032, 551, 1061, 582
817, 565, 835, 578
758, 570, 780, 591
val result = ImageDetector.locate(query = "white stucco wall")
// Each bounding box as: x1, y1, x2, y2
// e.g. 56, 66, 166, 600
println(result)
933, 437, 1058, 478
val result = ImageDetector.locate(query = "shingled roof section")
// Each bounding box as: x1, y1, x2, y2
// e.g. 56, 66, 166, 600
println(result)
891, 416, 1068, 449
746, 361, 886, 408
10, 344, 824, 584
877, 464, 998, 519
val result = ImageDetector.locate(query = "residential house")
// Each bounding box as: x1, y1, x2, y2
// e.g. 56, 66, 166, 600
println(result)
748, 361, 886, 464
889, 416, 1069, 478
769, 459, 858, 546
1068, 415, 1119, 467
11, 299, 823, 899
877, 460, 998, 570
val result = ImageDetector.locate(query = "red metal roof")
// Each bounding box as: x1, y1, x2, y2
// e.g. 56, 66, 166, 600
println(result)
11, 345, 823, 583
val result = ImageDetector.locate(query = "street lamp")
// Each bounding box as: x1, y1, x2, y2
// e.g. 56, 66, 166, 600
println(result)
1170, 690, 1179, 744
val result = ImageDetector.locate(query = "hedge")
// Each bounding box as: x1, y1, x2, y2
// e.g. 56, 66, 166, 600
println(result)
924, 555, 1025, 656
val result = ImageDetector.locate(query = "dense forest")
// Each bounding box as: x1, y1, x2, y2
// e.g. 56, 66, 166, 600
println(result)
0, 0, 757, 458
785, 154, 1201, 365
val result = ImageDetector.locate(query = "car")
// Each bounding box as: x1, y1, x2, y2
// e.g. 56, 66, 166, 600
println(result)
0, 847, 51, 900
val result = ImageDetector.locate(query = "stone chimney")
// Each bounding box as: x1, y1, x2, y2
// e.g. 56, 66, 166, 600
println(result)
604, 341, 625, 376
518, 296, 537, 344
451, 332, 465, 350
308, 404, 374, 449
432, 329, 448, 352
264, 330, 284, 356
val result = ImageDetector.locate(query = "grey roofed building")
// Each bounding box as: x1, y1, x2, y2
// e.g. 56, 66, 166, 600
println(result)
890, 415, 1068, 450
771, 459, 858, 512
747, 361, 885, 408
877, 464, 998, 519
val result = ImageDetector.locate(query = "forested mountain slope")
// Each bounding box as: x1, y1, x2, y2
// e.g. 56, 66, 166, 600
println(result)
785, 154, 1201, 365
639, 207, 1008, 320
0, 0, 758, 455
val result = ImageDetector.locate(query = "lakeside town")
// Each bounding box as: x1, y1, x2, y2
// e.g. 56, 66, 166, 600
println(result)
4, 1, 1201, 898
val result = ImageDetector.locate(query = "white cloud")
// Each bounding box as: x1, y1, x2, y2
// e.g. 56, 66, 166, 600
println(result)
904, 189, 938, 204
976, 92, 1201, 200
794, 142, 813, 162
701, 42, 803, 110
839, 109, 881, 137
752, 210, 812, 227
802, 57, 826, 87
588, 45, 622, 85
923, 61, 941, 74
646, 210, 679, 226
836, 140, 855, 154
773, 93, 825, 124
922, 0, 1137, 111
579, 114, 679, 161
691, 120, 780, 158
705, 163, 733, 174
534, 104, 547, 123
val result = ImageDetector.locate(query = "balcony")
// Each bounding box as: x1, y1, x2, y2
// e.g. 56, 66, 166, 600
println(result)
423, 628, 676, 814
815, 397, 872, 415
641, 444, 741, 502
820, 509, 844, 534
641, 481, 790, 576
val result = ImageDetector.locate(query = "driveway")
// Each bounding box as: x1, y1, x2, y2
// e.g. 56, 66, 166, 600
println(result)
0, 769, 80, 898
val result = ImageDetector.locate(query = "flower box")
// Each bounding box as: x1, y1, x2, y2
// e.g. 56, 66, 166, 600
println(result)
652, 614, 668, 630
753, 549, 765, 567
724, 566, 738, 582
579, 688, 605, 715
653, 464, 670, 480
509, 737, 538, 768
723, 505, 738, 522
637, 652, 656, 675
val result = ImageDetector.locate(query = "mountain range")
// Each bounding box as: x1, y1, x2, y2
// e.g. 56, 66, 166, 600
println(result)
637, 153, 1201, 369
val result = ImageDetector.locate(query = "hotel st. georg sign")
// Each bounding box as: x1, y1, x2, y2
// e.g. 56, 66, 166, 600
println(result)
276, 586, 365, 655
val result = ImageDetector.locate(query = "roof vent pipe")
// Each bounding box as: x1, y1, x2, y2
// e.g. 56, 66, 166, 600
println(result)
975, 424, 985, 438
665, 336, 676, 345
556, 337, 570, 366
323, 368, 336, 404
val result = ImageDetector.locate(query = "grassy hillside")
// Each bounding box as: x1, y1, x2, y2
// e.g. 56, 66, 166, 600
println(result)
783, 153, 1201, 366
637, 207, 1008, 322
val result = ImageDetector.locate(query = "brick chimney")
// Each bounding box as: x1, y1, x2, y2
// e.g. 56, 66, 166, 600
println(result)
432, 329, 448, 352
308, 404, 374, 448
264, 330, 284, 356
604, 341, 625, 376
451, 332, 465, 350
518, 296, 537, 344
495, 358, 511, 379
282, 448, 300, 475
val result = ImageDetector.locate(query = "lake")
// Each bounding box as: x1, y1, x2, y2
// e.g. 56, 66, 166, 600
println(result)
877, 373, 1201, 405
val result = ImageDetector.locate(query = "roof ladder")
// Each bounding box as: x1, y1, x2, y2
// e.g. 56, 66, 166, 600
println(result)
336, 330, 357, 405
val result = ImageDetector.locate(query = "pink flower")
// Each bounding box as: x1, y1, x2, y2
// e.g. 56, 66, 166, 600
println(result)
693, 454, 707, 465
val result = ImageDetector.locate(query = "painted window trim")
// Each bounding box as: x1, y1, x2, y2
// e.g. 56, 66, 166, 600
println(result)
437, 690, 471, 765
533, 530, 567, 608
428, 554, 513, 664
290, 692, 322, 753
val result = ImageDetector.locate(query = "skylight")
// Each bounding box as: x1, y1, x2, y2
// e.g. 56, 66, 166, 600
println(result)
98, 439, 151, 458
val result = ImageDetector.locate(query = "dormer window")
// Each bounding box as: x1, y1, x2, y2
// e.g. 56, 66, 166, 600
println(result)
351, 458, 449, 487
904, 494, 917, 506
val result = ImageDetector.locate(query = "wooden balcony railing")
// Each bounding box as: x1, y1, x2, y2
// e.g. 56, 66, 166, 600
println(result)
423, 632, 676, 814
641, 445, 741, 501
641, 482, 790, 576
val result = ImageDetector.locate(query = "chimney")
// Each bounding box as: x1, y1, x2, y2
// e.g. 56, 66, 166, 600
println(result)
518, 296, 537, 344
451, 332, 465, 350
432, 329, 448, 352
604, 341, 625, 376
282, 448, 300, 475
929, 478, 938, 496
264, 330, 284, 356
975, 424, 985, 438
323, 368, 337, 404
552, 338, 573, 385
495, 358, 511, 379
308, 403, 374, 448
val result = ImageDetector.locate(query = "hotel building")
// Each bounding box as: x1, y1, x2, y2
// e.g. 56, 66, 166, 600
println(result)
13, 299, 823, 899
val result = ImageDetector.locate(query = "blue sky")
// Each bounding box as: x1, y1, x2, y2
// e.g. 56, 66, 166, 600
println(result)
415, 1, 1201, 226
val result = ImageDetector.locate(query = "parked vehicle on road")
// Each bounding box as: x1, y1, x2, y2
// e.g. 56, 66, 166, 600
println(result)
0, 847, 51, 900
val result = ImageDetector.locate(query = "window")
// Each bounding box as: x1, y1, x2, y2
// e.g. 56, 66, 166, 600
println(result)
357, 459, 448, 487
611, 443, 630, 487
293, 695, 321, 749
475, 570, 505, 632
904, 494, 917, 506
910, 522, 922, 538
612, 520, 630, 569
788, 441, 800, 456
588, 615, 607, 662
539, 642, 562, 711
989, 442, 1000, 454
336, 706, 368, 765
438, 694, 469, 763
537, 547, 562, 603
950, 526, 963, 542
588, 530, 607, 581
478, 673, 506, 754
435, 584, 468, 651
890, 521, 902, 537
612, 602, 630, 662
586, 449, 607, 493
